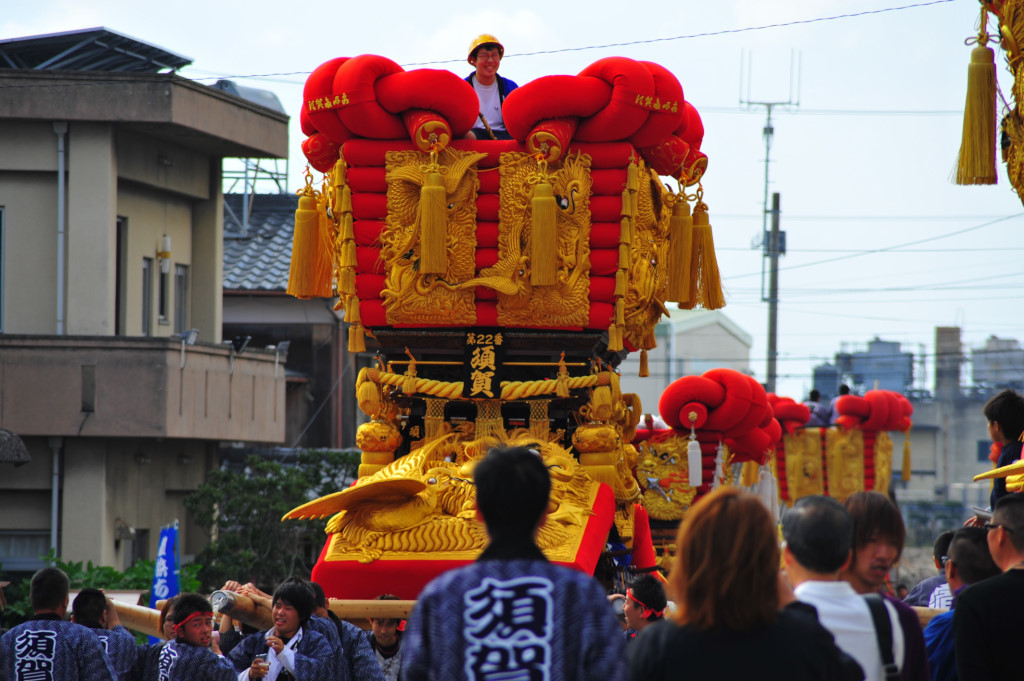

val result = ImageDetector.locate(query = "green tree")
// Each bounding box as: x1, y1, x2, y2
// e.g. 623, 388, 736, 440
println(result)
184, 449, 359, 592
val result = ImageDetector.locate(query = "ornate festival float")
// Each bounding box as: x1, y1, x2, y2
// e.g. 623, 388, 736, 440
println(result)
276, 51, 915, 598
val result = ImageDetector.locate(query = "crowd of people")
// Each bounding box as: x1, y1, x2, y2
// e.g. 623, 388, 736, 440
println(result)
8, 443, 1024, 681
4, 318, 1022, 681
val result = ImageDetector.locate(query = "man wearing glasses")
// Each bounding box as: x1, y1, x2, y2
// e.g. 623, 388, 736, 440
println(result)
954, 493, 1024, 681
465, 34, 518, 140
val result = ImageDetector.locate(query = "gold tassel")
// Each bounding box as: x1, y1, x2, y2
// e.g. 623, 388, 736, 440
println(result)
339, 268, 355, 297
639, 348, 649, 377
901, 430, 912, 482
689, 201, 725, 310
626, 161, 639, 191
607, 323, 623, 352
556, 354, 570, 398
556, 374, 570, 398
348, 323, 366, 352
614, 298, 625, 326
331, 156, 347, 191
424, 398, 447, 442
530, 181, 558, 286
956, 12, 997, 185
342, 212, 354, 242
475, 401, 506, 440
529, 400, 551, 439
615, 270, 626, 297
619, 243, 630, 269
666, 199, 693, 304
356, 379, 383, 418
342, 241, 358, 268
345, 297, 361, 324
402, 348, 418, 395
419, 168, 448, 274
287, 190, 333, 299
620, 216, 634, 250
340, 184, 353, 214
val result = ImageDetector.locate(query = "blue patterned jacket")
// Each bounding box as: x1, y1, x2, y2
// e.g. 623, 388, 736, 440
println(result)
402, 540, 627, 681
132, 639, 235, 681
1, 615, 117, 681
227, 626, 333, 681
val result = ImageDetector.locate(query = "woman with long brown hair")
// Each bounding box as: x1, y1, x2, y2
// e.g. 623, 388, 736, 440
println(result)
629, 487, 862, 680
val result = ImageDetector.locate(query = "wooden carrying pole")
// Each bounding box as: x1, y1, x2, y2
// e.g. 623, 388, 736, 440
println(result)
110, 600, 162, 639
209, 590, 416, 630
327, 599, 415, 621
209, 591, 274, 631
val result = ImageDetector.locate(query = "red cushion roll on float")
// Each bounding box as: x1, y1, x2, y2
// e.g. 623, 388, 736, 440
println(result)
334, 54, 407, 139
375, 69, 479, 136
303, 57, 353, 144
502, 75, 612, 140
628, 61, 685, 148
301, 133, 341, 173
658, 376, 725, 429
575, 57, 655, 142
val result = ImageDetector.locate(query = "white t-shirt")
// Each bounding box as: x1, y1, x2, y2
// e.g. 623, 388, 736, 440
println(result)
473, 78, 505, 131
794, 580, 905, 681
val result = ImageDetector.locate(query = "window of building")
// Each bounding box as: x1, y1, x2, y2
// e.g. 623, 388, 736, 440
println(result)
174, 264, 189, 334
142, 257, 153, 336
158, 268, 169, 325
0, 530, 50, 573
0, 206, 4, 332
115, 217, 127, 335
979, 440, 995, 463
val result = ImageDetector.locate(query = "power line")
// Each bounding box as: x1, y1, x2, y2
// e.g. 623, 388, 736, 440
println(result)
177, 1, 958, 80
401, 0, 956, 66
728, 213, 1024, 280
702, 106, 960, 116
713, 214, 1012, 221
718, 247, 1024, 253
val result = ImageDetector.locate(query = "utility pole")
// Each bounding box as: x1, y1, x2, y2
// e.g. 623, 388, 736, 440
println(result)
766, 193, 782, 393
741, 50, 799, 393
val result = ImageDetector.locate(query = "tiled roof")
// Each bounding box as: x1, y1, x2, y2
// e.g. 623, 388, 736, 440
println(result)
223, 193, 297, 291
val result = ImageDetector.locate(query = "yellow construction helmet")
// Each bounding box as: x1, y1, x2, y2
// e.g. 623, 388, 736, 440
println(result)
468, 34, 504, 63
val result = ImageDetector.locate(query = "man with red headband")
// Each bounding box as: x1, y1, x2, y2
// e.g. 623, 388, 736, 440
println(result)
464, 34, 517, 140
621, 575, 667, 642
132, 593, 235, 681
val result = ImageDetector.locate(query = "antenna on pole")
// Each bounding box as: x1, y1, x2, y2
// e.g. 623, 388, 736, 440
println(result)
740, 49, 801, 393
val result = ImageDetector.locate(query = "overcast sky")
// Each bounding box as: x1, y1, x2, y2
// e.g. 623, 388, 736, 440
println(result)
5, 0, 1023, 402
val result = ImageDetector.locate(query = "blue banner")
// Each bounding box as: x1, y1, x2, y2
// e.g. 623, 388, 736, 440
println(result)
148, 522, 181, 643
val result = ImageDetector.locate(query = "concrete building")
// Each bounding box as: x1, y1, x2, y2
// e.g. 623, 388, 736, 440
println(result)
835, 337, 915, 395
972, 335, 1024, 388
0, 28, 289, 573
619, 309, 753, 416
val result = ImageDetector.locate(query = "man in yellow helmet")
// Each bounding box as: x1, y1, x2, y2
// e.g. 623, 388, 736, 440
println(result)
465, 34, 517, 140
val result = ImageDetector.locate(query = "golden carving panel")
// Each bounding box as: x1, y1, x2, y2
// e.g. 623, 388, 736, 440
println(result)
380, 149, 487, 325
